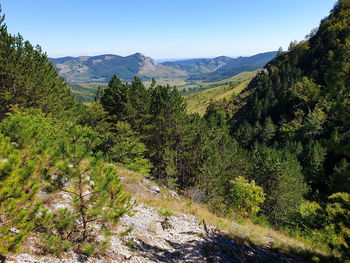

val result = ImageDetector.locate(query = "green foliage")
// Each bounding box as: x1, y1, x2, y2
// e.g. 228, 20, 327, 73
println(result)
0, 107, 64, 150
147, 84, 188, 187
296, 193, 350, 260
298, 201, 324, 229
51, 208, 76, 238
109, 121, 151, 174
158, 209, 174, 217
45, 124, 133, 246
40, 233, 73, 257
118, 226, 134, 239
100, 76, 192, 188
0, 8, 77, 120
0, 132, 41, 254
250, 145, 308, 226
302, 140, 327, 197
0, 109, 134, 256
260, 117, 276, 144
77, 103, 151, 174
227, 2, 350, 258
325, 192, 350, 259
228, 176, 265, 218
330, 159, 350, 193
81, 243, 95, 257
292, 77, 320, 105
94, 86, 104, 103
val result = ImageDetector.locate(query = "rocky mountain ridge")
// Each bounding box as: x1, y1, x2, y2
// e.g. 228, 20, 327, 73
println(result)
49, 52, 276, 83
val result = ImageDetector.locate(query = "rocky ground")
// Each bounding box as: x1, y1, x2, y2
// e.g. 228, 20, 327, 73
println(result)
5, 201, 304, 263
4, 168, 306, 263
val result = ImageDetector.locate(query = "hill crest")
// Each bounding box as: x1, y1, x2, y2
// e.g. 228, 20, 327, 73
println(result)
50, 51, 276, 83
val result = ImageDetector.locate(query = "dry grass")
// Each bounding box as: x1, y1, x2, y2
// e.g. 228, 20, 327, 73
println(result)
184, 71, 257, 115
117, 167, 336, 262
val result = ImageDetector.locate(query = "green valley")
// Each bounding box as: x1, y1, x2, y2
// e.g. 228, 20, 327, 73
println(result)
1, 0, 350, 262
52, 52, 276, 103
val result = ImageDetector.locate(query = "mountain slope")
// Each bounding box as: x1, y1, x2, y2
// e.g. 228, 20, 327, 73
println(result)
50, 53, 186, 83
227, 1, 350, 259
229, 0, 350, 180
50, 52, 276, 84
185, 71, 257, 115
7, 167, 322, 263
164, 51, 277, 82
162, 52, 276, 75
161, 55, 234, 75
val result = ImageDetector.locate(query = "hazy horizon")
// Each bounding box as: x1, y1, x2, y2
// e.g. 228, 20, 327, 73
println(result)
47, 50, 277, 62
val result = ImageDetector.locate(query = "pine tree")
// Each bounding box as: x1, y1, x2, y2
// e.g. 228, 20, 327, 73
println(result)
0, 6, 76, 120
108, 121, 151, 174
261, 117, 276, 144
100, 74, 130, 120
146, 85, 187, 186
250, 144, 308, 226
45, 124, 133, 247
0, 108, 134, 255
128, 77, 151, 134
94, 86, 104, 103
0, 132, 41, 253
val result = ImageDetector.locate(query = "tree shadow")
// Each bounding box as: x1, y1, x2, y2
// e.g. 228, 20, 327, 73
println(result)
131, 237, 206, 262
130, 230, 316, 263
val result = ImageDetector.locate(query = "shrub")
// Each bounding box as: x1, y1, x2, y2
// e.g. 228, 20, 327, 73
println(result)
299, 201, 324, 228
0, 132, 41, 253
228, 176, 265, 218
325, 192, 350, 260
40, 233, 72, 257
158, 209, 174, 217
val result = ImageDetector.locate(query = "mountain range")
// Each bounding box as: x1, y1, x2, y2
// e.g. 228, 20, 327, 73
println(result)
49, 51, 277, 83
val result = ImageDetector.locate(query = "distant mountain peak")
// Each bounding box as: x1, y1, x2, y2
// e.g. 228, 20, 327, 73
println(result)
215, 55, 232, 60
50, 51, 276, 83
131, 52, 146, 58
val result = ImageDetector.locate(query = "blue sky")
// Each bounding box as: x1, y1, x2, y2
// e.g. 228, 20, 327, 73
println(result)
2, 0, 337, 59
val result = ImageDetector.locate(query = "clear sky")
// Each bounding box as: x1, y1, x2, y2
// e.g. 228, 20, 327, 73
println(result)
1, 0, 337, 59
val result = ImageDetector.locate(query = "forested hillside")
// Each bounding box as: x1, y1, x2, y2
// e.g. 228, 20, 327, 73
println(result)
0, 1, 349, 262
228, 0, 350, 259
162, 51, 277, 82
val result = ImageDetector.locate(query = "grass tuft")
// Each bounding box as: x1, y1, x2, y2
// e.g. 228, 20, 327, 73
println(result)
117, 167, 339, 262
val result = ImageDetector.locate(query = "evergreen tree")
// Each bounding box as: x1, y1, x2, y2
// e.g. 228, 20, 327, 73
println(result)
0, 7, 77, 120
260, 116, 276, 144
94, 86, 104, 103
108, 121, 151, 174
43, 124, 133, 249
127, 77, 151, 134
0, 132, 41, 253
100, 74, 130, 120
250, 145, 308, 226
147, 85, 187, 187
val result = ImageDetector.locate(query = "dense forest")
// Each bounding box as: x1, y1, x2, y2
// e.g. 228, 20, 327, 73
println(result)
0, 0, 349, 262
